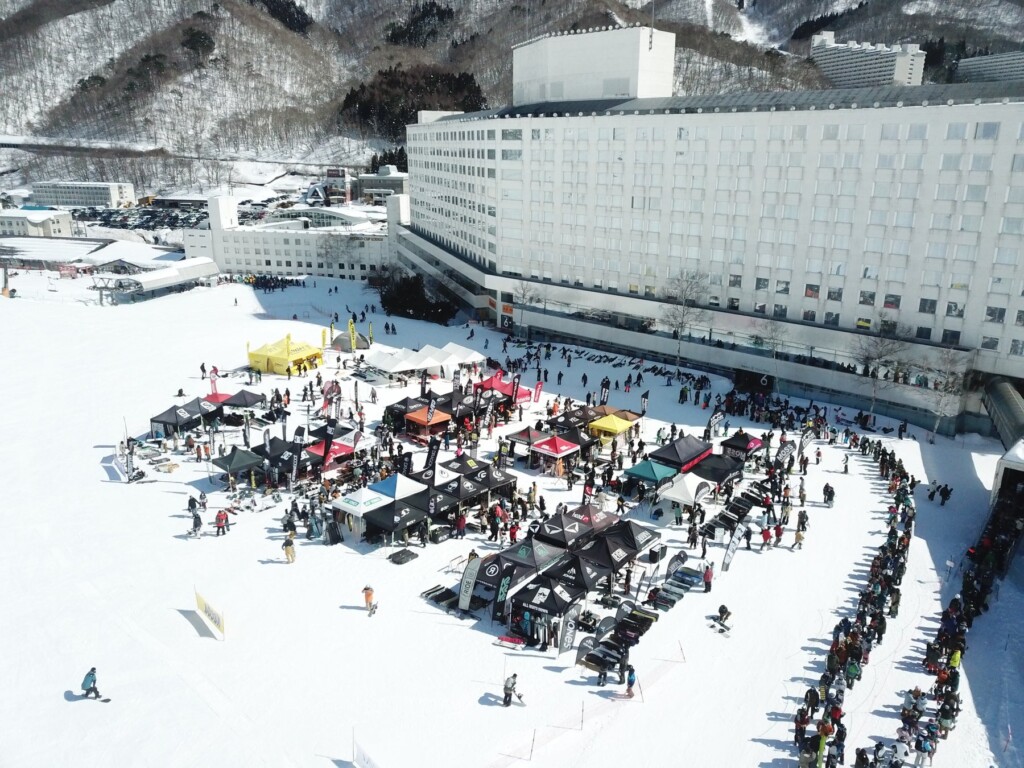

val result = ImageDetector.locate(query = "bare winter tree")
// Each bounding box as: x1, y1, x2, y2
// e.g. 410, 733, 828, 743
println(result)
851, 312, 913, 416
512, 280, 539, 335
922, 346, 971, 441
661, 270, 711, 338
753, 316, 788, 359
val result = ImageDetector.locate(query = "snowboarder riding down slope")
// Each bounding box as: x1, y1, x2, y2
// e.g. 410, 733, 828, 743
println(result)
362, 585, 374, 613
82, 667, 100, 699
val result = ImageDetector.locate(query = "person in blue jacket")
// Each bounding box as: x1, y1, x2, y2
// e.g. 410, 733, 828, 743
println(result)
82, 667, 100, 699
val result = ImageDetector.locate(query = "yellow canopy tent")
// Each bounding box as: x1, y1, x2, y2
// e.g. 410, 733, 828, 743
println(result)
247, 335, 324, 374
588, 413, 634, 446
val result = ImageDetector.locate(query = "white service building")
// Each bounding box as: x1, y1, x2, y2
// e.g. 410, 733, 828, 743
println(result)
183, 197, 388, 282
810, 31, 925, 88
0, 208, 73, 237
392, 24, 1024, 431
30, 181, 136, 208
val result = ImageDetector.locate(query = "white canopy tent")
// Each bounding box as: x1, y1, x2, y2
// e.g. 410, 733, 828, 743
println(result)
657, 472, 714, 507
331, 487, 392, 543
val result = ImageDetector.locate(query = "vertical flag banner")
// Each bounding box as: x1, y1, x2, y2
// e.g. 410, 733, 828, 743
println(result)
533, 381, 544, 403
640, 390, 650, 415
195, 590, 225, 637
599, 385, 610, 406
348, 318, 357, 355
511, 373, 521, 405
368, 322, 374, 345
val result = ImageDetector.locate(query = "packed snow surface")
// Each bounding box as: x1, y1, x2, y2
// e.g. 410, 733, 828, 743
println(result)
1, 272, 1020, 767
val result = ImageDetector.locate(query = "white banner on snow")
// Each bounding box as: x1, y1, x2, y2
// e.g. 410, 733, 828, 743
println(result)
353, 738, 382, 768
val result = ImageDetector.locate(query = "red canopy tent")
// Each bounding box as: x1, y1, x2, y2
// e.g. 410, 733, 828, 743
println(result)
204, 392, 233, 404
305, 439, 353, 470
473, 370, 533, 404
530, 435, 580, 459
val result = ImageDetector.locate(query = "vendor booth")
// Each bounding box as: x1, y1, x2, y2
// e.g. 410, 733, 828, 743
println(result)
508, 426, 551, 448
223, 390, 266, 408
564, 503, 617, 532
363, 502, 428, 544
508, 576, 586, 646
657, 472, 714, 507
720, 432, 764, 460
149, 404, 202, 437
624, 459, 678, 488
369, 473, 430, 502
247, 336, 323, 375
546, 413, 588, 433
603, 519, 661, 553
304, 440, 353, 472
576, 532, 638, 572
211, 446, 263, 476
649, 435, 713, 472
332, 487, 392, 541
404, 406, 452, 441
530, 435, 580, 475
546, 552, 611, 591
532, 511, 595, 549
692, 454, 745, 486
588, 414, 634, 446
408, 464, 460, 488
441, 454, 492, 476
476, 539, 567, 589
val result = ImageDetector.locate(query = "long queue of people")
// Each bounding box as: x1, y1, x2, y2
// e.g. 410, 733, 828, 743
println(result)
792, 440, 919, 768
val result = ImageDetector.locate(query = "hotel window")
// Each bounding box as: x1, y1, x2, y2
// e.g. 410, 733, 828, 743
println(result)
995, 248, 1020, 266
501, 129, 521, 140
827, 287, 844, 302
773, 304, 788, 319
729, 274, 743, 288
981, 336, 1000, 350
1012, 340, 1024, 356
880, 124, 900, 140
856, 317, 872, 330
803, 310, 816, 322
916, 327, 932, 340
727, 298, 740, 310
805, 283, 820, 299
859, 290, 876, 306
946, 123, 967, 140
975, 122, 1000, 140
884, 294, 901, 309
908, 124, 927, 140
754, 302, 766, 314
986, 306, 1006, 324
942, 330, 962, 345
971, 155, 993, 172
919, 298, 937, 314
824, 312, 840, 326
941, 153, 962, 171
950, 274, 971, 290
946, 302, 965, 318
776, 280, 790, 295
1016, 310, 1024, 327
755, 277, 769, 290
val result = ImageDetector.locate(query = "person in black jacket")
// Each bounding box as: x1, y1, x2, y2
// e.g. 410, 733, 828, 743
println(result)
804, 685, 821, 718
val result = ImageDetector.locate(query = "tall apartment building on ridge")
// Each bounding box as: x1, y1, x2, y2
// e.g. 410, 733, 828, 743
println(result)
810, 31, 925, 88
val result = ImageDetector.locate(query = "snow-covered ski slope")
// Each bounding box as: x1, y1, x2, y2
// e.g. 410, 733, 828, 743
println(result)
0, 273, 1020, 767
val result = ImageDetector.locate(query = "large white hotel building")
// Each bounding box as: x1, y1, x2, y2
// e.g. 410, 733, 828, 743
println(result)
389, 25, 1024, 433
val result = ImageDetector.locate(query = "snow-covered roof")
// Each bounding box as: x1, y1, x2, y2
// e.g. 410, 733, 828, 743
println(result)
0, 236, 106, 262
120, 257, 218, 292
0, 208, 66, 223
85, 240, 185, 269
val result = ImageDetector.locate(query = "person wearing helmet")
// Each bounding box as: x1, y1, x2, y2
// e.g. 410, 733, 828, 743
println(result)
503, 673, 518, 707
362, 585, 374, 612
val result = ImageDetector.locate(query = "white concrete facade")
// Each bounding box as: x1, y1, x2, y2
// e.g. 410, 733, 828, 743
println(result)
811, 31, 925, 88
395, 73, 1024, 426
512, 26, 675, 107
957, 51, 1024, 83
184, 197, 387, 282
0, 208, 73, 237
31, 181, 136, 208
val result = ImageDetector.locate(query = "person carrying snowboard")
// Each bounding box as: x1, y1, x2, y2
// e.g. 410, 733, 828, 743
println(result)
362, 585, 375, 613
503, 673, 518, 707
215, 509, 228, 536
82, 667, 100, 699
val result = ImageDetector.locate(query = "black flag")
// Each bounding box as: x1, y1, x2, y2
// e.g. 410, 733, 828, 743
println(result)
799, 428, 814, 456
775, 440, 796, 469
401, 451, 414, 475
640, 390, 650, 415
453, 368, 461, 389
559, 603, 583, 655
420, 370, 428, 397
322, 417, 338, 468
708, 409, 725, 431
426, 396, 438, 424
425, 435, 441, 469
511, 373, 521, 406
491, 558, 517, 622
599, 385, 610, 406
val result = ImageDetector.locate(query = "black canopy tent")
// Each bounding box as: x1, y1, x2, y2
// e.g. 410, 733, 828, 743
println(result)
181, 397, 223, 422
465, 465, 517, 494
545, 552, 612, 591
441, 454, 492, 476
363, 502, 427, 535
435, 475, 489, 505
212, 446, 263, 474
692, 454, 745, 485
439, 392, 477, 421
546, 413, 588, 433
308, 421, 355, 441
252, 436, 289, 462
649, 435, 713, 472
602, 519, 661, 553
511, 576, 586, 617
423, 488, 461, 517
566, 406, 601, 423
576, 532, 638, 572
476, 539, 566, 587
149, 404, 201, 437
564, 504, 618, 533
720, 432, 764, 459
532, 512, 595, 549
223, 390, 266, 408
507, 426, 551, 447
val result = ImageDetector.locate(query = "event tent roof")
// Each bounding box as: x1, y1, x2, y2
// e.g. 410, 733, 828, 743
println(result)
150, 404, 201, 434
531, 512, 594, 548
363, 502, 426, 533
304, 439, 353, 469
566, 406, 601, 423
494, 539, 566, 572
435, 474, 488, 502
657, 472, 714, 506
308, 421, 355, 441
180, 397, 221, 420
576, 534, 636, 572
588, 414, 634, 435
530, 435, 581, 459
511, 576, 586, 617
211, 446, 263, 474
692, 454, 745, 485
556, 427, 600, 450
369, 474, 429, 500
332, 487, 392, 517
649, 435, 713, 472
223, 390, 266, 408
603, 520, 661, 553
623, 459, 678, 486
507, 427, 551, 446
247, 336, 323, 375
440, 342, 486, 364
405, 406, 451, 426
546, 413, 587, 432
720, 432, 764, 457
545, 553, 611, 591
440, 455, 491, 475
407, 464, 460, 487
464, 465, 517, 491
564, 504, 617, 532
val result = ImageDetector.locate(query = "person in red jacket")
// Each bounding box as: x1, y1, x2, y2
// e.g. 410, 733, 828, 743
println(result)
774, 523, 784, 547
760, 527, 772, 551
703, 563, 714, 592
509, 521, 520, 544
794, 706, 811, 745
215, 509, 228, 536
